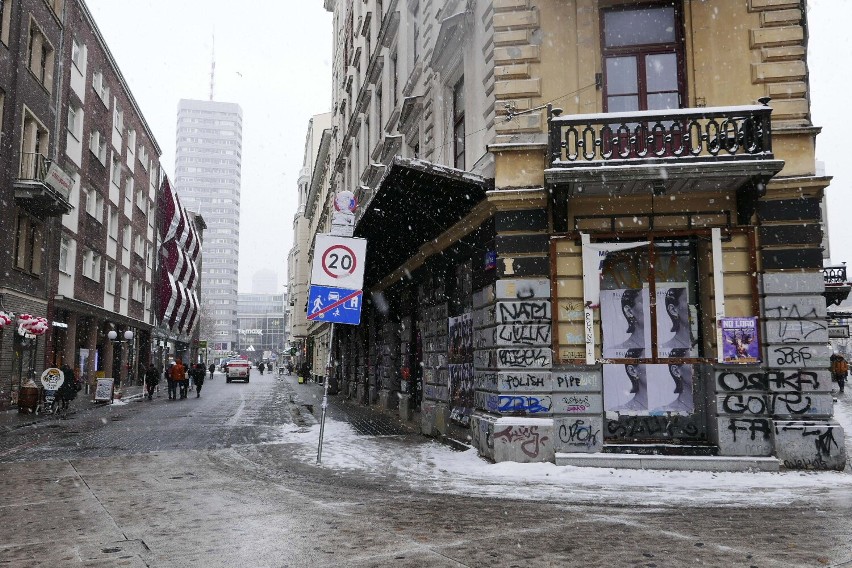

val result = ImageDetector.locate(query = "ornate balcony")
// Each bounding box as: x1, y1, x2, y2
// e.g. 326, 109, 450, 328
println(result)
545, 100, 785, 225
14, 153, 73, 216
824, 265, 851, 307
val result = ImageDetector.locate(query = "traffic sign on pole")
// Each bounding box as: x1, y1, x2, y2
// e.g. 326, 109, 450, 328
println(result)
310, 234, 367, 290
307, 285, 363, 325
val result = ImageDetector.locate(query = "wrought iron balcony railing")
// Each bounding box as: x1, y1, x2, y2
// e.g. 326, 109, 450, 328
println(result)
17, 152, 50, 182
824, 265, 849, 286
547, 99, 774, 168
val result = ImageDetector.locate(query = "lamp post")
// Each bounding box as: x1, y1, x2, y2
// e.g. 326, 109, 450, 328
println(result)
107, 330, 134, 389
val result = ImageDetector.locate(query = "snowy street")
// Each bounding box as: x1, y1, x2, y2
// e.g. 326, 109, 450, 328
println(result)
1, 369, 850, 567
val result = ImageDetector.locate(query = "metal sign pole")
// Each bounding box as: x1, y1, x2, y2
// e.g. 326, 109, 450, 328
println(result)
316, 322, 335, 464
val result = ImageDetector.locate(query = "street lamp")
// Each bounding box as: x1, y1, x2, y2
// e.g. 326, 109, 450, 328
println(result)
108, 330, 134, 342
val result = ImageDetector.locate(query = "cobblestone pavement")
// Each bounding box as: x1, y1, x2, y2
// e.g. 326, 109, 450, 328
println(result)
1, 369, 851, 567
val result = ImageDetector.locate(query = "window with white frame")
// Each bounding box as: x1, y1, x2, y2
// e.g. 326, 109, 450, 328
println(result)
84, 190, 104, 222
124, 177, 133, 212
92, 70, 109, 104
83, 250, 101, 281
136, 186, 146, 210
123, 226, 131, 251
113, 101, 123, 134
134, 234, 144, 257
132, 279, 143, 302
108, 206, 119, 240
59, 236, 70, 274
90, 130, 107, 164
127, 129, 136, 158
0, 0, 11, 46
105, 262, 115, 294
21, 108, 49, 176
67, 101, 83, 140
111, 154, 121, 186
71, 36, 83, 70
0, 90, 5, 138
144, 285, 151, 310
138, 145, 148, 169
15, 213, 44, 275
27, 17, 55, 92
120, 273, 129, 299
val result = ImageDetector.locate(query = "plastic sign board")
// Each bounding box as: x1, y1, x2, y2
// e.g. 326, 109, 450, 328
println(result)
311, 234, 367, 290
307, 285, 363, 326
40, 368, 64, 391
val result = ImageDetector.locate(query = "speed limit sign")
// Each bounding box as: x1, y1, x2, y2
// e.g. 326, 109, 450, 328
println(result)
310, 234, 367, 290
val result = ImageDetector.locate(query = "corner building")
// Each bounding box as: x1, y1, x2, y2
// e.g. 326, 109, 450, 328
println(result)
321, 0, 845, 470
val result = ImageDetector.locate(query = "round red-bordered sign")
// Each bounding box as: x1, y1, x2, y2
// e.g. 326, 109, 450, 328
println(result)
322, 244, 358, 279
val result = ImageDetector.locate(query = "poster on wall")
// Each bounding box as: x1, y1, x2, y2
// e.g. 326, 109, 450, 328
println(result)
448, 313, 473, 426
601, 288, 652, 359
655, 283, 698, 358
603, 363, 695, 415
719, 317, 760, 364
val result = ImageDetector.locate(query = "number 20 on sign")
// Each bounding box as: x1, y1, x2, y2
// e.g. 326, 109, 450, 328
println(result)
310, 234, 367, 290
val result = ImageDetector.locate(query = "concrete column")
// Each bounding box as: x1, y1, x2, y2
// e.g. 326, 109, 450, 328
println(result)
85, 319, 98, 394
63, 312, 78, 368
119, 341, 128, 387
103, 338, 114, 380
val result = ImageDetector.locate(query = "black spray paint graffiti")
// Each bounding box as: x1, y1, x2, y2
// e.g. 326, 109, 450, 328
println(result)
717, 370, 820, 392
492, 425, 549, 458
781, 423, 840, 459
727, 418, 772, 442
495, 324, 551, 346
558, 419, 601, 449
498, 348, 550, 368
498, 301, 550, 322
771, 346, 813, 366
721, 393, 814, 416
501, 373, 547, 389
765, 304, 826, 343
607, 415, 701, 438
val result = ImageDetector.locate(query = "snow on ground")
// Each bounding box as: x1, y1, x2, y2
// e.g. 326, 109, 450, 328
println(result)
276, 394, 852, 508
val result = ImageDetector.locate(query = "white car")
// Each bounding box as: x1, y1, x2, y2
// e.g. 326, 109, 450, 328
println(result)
225, 360, 251, 383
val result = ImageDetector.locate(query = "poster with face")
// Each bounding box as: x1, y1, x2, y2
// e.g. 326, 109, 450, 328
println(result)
603, 363, 648, 414
605, 363, 696, 416
601, 288, 652, 359
656, 283, 698, 359
646, 363, 695, 415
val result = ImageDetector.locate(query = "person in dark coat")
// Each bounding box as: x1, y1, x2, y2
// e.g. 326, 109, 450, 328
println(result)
193, 363, 206, 397
145, 363, 160, 400
258, 361, 265, 375
57, 364, 78, 415
209, 363, 216, 380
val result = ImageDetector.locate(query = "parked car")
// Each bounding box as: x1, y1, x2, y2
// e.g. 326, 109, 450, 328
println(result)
225, 360, 251, 383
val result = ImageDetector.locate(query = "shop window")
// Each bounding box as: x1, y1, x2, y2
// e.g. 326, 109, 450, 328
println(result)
599, 238, 701, 361
0, 0, 11, 46
601, 3, 684, 112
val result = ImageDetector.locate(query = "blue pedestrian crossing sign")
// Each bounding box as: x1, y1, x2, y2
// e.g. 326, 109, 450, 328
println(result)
307, 285, 363, 326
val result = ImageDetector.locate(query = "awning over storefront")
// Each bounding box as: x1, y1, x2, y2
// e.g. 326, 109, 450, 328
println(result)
355, 157, 491, 288
53, 295, 153, 331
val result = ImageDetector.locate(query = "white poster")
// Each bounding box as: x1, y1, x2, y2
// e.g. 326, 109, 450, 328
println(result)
601, 288, 651, 359
655, 283, 698, 358
604, 363, 695, 416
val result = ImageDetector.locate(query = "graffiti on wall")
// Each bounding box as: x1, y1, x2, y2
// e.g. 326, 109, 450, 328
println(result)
555, 416, 603, 453
492, 425, 550, 459
606, 414, 703, 440
775, 421, 846, 471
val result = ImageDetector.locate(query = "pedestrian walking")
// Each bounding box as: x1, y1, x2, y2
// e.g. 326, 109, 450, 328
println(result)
56, 364, 79, 417
170, 359, 187, 399
258, 361, 265, 375
193, 363, 206, 397
209, 363, 216, 380
831, 354, 848, 393
145, 363, 160, 400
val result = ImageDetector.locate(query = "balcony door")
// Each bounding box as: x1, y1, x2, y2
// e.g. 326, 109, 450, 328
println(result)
601, 3, 686, 113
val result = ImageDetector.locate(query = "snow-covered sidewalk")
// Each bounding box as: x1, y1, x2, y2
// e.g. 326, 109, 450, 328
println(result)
277, 394, 852, 508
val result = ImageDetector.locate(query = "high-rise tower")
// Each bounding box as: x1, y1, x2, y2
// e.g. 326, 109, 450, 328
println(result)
174, 99, 243, 355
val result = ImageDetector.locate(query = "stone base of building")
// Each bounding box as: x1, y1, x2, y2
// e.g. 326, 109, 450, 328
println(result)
421, 400, 450, 437
378, 389, 398, 411
398, 393, 412, 421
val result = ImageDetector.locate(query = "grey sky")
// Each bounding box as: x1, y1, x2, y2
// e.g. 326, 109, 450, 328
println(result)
85, 0, 849, 294
86, 0, 333, 293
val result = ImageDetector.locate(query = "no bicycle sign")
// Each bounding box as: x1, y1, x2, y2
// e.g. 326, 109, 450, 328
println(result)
310, 234, 367, 290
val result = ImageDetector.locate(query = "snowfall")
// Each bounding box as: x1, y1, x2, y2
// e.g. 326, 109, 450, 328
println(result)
278, 392, 852, 507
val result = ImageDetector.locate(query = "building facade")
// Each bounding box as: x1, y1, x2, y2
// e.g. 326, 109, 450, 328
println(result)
0, 0, 72, 407
316, 0, 846, 470
236, 293, 287, 362
287, 112, 331, 377
174, 99, 243, 361
0, 0, 168, 404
